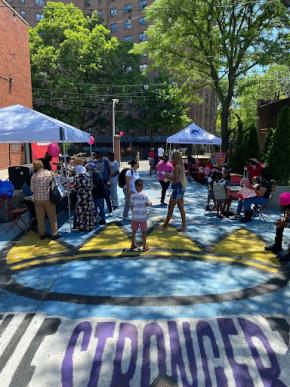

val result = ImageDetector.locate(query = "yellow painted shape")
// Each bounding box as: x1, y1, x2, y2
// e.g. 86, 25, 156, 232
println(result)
147, 228, 200, 252
80, 225, 130, 251
6, 231, 67, 265
201, 254, 278, 273
213, 229, 278, 264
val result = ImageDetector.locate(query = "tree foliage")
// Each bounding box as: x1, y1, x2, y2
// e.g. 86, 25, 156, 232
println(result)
30, 2, 188, 135
133, 0, 289, 150
234, 65, 290, 128
263, 127, 274, 158
267, 106, 290, 184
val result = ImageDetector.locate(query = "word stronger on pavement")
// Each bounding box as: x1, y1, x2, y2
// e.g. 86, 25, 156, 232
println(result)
1, 314, 289, 386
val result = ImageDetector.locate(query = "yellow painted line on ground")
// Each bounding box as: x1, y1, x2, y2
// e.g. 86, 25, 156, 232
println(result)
201, 254, 278, 273
6, 231, 68, 265
213, 228, 278, 265
80, 225, 130, 251
147, 228, 201, 252
8, 249, 278, 274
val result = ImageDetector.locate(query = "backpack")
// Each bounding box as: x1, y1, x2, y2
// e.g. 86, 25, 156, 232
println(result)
0, 180, 14, 198
92, 171, 107, 198
118, 168, 132, 188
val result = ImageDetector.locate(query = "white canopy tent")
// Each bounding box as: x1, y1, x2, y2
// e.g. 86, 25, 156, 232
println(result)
167, 122, 222, 146
0, 104, 91, 232
0, 104, 91, 143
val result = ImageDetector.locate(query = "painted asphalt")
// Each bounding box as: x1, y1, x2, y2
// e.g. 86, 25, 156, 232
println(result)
0, 168, 290, 386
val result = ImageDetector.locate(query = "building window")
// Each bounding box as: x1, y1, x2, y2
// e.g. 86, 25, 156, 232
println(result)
110, 23, 118, 32
35, 0, 44, 5
139, 64, 148, 72
123, 35, 132, 42
110, 7, 117, 16
123, 19, 132, 30
138, 32, 147, 42
123, 3, 132, 13
138, 0, 147, 9
20, 0, 25, 4
138, 16, 146, 26
35, 13, 44, 21
98, 9, 103, 18
20, 10, 26, 18
84, 0, 92, 7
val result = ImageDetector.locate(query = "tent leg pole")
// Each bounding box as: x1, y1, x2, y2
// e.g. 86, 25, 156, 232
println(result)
62, 141, 72, 232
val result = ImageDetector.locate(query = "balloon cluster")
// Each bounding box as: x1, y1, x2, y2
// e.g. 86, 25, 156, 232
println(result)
47, 143, 60, 157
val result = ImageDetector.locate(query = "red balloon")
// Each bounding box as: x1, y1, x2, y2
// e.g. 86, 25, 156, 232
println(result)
89, 135, 95, 145
47, 143, 60, 157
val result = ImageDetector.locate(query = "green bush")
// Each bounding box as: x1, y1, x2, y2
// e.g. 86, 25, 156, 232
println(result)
267, 106, 290, 184
230, 121, 260, 173
243, 124, 260, 160
263, 127, 274, 157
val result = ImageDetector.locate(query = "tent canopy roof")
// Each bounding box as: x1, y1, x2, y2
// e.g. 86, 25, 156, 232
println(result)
167, 122, 222, 145
0, 104, 91, 143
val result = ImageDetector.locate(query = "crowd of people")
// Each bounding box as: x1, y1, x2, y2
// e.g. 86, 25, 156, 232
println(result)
27, 147, 289, 261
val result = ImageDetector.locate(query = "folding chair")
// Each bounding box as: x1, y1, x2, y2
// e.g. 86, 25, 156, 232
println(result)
6, 206, 29, 232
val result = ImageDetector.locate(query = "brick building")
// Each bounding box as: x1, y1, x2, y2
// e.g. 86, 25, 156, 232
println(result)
7, 0, 217, 134
0, 0, 33, 169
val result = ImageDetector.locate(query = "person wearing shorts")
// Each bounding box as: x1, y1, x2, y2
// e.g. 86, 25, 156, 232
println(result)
161, 151, 187, 232
130, 179, 151, 252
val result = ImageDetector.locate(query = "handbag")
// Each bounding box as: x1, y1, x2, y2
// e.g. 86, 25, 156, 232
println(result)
0, 179, 14, 198
49, 177, 62, 204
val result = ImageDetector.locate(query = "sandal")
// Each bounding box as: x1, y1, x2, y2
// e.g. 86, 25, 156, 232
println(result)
142, 246, 149, 252
177, 227, 187, 232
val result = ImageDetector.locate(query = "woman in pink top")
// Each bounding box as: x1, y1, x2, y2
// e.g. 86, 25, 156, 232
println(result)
156, 154, 174, 206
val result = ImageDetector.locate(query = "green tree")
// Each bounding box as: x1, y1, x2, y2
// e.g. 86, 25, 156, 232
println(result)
243, 124, 260, 160
117, 77, 189, 138
30, 2, 141, 130
267, 106, 290, 184
133, 0, 289, 150
229, 117, 246, 173
234, 65, 290, 127
30, 2, 188, 136
263, 127, 274, 157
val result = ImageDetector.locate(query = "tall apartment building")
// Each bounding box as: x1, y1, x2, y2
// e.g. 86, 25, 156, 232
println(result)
6, 0, 217, 133
0, 0, 33, 169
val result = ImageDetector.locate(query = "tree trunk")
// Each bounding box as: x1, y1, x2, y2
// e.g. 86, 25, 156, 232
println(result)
220, 88, 234, 151
220, 102, 230, 151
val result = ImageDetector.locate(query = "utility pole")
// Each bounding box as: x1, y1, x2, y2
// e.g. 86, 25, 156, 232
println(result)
112, 98, 119, 153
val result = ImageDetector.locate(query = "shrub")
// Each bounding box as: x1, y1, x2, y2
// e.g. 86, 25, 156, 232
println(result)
267, 106, 290, 184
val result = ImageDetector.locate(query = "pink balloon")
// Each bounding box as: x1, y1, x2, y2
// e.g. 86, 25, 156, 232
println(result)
47, 143, 60, 157
89, 135, 95, 145
119, 131, 125, 137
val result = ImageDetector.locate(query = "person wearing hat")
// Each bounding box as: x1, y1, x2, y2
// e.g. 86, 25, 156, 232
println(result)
72, 159, 96, 231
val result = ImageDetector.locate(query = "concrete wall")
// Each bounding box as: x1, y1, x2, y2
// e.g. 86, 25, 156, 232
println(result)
0, 0, 32, 169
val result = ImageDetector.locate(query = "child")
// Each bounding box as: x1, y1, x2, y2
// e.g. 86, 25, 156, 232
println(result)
212, 172, 226, 218
205, 170, 216, 211
130, 179, 151, 252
